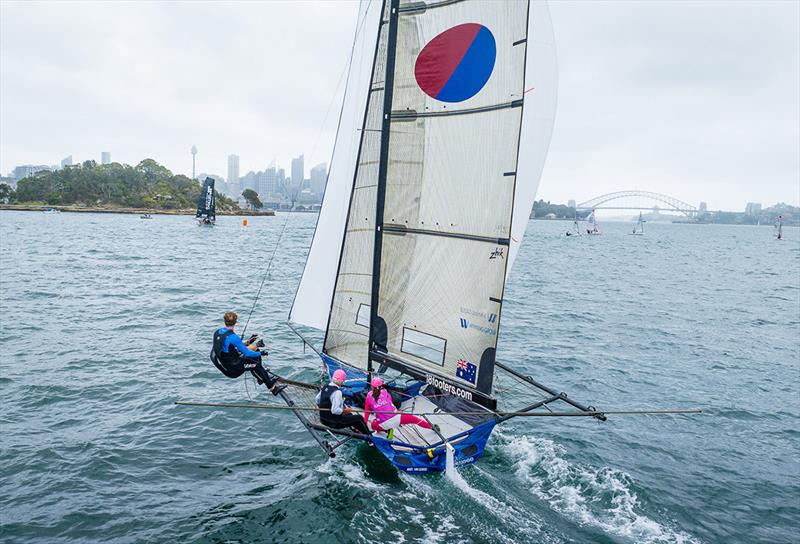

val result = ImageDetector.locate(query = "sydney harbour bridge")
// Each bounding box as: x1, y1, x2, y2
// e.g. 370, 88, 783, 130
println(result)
575, 190, 699, 218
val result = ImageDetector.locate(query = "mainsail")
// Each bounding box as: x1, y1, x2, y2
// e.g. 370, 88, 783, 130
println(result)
290, 0, 558, 407
196, 177, 216, 222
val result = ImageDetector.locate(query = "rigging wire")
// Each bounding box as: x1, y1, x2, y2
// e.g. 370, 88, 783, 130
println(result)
240, 199, 296, 338
241, 1, 374, 339
284, 1, 375, 355
306, 0, 374, 167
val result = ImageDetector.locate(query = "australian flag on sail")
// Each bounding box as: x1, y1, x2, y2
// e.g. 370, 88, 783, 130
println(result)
455, 359, 477, 384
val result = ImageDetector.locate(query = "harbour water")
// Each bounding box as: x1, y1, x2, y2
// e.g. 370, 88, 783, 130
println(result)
1, 211, 798, 543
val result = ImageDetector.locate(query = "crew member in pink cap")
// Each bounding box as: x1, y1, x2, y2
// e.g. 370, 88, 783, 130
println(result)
315, 368, 371, 435
363, 377, 432, 435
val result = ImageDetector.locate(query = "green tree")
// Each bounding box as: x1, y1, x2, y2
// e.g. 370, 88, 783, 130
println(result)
0, 183, 14, 203
9, 158, 240, 212
241, 189, 262, 209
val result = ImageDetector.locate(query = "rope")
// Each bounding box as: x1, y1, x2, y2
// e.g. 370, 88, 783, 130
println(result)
246, 0, 374, 341
241, 199, 295, 337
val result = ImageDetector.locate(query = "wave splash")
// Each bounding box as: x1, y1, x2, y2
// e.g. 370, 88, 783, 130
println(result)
505, 435, 700, 544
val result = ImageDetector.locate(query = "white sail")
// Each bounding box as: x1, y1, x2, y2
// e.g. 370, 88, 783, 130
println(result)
291, 0, 557, 333
356, 0, 529, 397
289, 1, 383, 332
322, 0, 393, 369
291, 1, 557, 392
511, 0, 557, 266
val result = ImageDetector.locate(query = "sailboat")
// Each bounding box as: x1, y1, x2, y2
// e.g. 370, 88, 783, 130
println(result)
196, 177, 216, 226
277, 0, 606, 474
586, 209, 600, 235
629, 212, 644, 235
566, 210, 581, 237
775, 215, 784, 240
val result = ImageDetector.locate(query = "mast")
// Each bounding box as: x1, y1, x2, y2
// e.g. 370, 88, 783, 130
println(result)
368, 0, 400, 376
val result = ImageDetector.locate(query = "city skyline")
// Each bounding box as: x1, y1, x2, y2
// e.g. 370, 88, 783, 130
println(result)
1, 1, 798, 209
2, 149, 793, 213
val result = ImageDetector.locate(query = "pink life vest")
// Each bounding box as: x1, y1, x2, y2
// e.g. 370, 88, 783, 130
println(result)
365, 389, 397, 424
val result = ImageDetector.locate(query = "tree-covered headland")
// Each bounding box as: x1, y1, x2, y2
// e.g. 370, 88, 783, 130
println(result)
2, 159, 237, 211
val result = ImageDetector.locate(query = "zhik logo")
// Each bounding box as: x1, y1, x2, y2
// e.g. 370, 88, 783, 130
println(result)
489, 248, 504, 260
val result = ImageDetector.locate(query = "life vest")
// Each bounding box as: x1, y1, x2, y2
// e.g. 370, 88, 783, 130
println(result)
210, 328, 248, 378
317, 384, 340, 425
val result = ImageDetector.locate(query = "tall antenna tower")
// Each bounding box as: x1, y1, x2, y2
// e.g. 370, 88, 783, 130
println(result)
191, 145, 197, 179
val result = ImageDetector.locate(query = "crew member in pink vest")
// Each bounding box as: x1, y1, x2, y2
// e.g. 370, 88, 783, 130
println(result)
363, 377, 433, 433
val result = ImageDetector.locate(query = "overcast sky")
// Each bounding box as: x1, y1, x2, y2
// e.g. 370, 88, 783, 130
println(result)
1, 0, 798, 211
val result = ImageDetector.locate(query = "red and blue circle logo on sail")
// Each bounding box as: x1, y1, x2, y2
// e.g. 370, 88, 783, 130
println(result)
415, 23, 496, 103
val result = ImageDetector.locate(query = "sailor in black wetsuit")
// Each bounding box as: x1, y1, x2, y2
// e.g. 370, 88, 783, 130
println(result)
210, 311, 286, 395
315, 369, 371, 435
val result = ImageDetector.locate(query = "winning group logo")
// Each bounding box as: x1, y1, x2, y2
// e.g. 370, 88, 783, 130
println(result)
414, 23, 496, 103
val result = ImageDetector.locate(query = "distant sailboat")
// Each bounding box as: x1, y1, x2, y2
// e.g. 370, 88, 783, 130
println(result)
586, 209, 600, 235
775, 215, 784, 240
196, 177, 216, 226
630, 212, 644, 235
566, 210, 581, 237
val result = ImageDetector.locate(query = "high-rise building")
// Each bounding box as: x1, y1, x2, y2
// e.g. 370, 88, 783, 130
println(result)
197, 173, 227, 195
276, 168, 287, 198
12, 164, 52, 180
61, 156, 73, 168
101, 152, 111, 165
744, 202, 762, 215
699, 201, 708, 212
291, 154, 304, 194
567, 199, 576, 209
310, 162, 327, 199
227, 154, 240, 196
240, 171, 258, 192
261, 166, 277, 198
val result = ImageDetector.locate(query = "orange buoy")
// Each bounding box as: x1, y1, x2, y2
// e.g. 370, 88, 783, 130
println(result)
242, 219, 248, 226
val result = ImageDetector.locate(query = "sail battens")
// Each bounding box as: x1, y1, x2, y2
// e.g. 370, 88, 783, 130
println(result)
382, 225, 510, 246
357, 0, 532, 395
306, 0, 556, 398
398, 0, 466, 14
291, 1, 556, 336
391, 99, 522, 120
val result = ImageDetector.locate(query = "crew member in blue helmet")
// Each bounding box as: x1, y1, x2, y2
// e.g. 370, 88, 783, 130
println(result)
210, 311, 286, 395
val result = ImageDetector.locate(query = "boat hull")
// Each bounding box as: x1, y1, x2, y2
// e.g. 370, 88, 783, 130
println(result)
319, 354, 496, 473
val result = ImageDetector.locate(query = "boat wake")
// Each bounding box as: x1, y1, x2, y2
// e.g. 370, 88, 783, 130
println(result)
504, 435, 701, 544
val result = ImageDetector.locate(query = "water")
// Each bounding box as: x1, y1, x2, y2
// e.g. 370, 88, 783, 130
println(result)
1, 211, 798, 544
